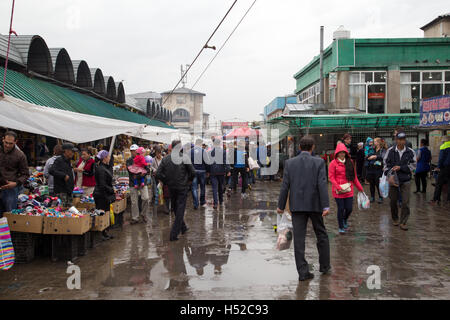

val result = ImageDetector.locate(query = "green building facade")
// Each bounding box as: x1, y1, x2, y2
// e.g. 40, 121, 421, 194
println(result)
294, 37, 450, 114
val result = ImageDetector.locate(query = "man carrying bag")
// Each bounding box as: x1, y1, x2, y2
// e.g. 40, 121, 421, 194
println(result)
277, 136, 331, 282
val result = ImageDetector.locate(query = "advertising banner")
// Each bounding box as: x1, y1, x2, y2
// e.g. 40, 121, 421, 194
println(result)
420, 95, 450, 127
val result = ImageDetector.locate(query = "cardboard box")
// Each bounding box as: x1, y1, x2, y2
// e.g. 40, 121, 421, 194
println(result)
90, 214, 110, 232
112, 198, 127, 214
43, 215, 91, 235
4, 213, 44, 234
77, 202, 96, 210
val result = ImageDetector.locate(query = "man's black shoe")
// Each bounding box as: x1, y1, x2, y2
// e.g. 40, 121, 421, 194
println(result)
181, 227, 189, 235
170, 236, 179, 242
320, 267, 332, 275
299, 273, 314, 281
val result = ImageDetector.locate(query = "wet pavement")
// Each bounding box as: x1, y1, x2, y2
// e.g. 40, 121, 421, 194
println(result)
0, 181, 449, 300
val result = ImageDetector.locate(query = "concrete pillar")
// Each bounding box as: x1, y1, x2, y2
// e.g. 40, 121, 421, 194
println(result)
387, 69, 400, 114
336, 71, 349, 110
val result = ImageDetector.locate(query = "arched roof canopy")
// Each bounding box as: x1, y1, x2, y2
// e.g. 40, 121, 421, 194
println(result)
151, 102, 156, 117
115, 82, 125, 103
49, 48, 74, 84
155, 104, 161, 120
72, 60, 92, 88
90, 68, 105, 94
146, 99, 153, 116
11, 35, 53, 76
104, 76, 117, 101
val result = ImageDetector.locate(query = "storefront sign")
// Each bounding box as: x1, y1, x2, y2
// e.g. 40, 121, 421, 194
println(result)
420, 95, 450, 127
368, 92, 385, 99
329, 72, 337, 88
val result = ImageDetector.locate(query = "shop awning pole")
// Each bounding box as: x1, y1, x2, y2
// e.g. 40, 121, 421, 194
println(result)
109, 135, 116, 154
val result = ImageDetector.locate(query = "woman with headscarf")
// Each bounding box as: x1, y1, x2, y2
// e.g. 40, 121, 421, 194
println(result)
93, 150, 115, 240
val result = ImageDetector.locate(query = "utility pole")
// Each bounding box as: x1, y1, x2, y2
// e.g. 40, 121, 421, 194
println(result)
319, 26, 324, 105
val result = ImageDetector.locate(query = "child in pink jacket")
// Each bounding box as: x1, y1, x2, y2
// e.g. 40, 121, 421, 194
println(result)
128, 147, 148, 188
329, 143, 364, 234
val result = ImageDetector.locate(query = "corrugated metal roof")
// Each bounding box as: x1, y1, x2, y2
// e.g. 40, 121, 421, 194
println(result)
104, 76, 116, 100
10, 35, 53, 75
0, 34, 24, 65
72, 60, 92, 88
90, 68, 105, 94
1, 66, 172, 129
49, 48, 75, 84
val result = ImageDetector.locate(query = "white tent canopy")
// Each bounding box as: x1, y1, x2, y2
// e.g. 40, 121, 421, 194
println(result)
0, 94, 179, 144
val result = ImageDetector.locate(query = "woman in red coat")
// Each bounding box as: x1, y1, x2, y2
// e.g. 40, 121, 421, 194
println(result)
74, 149, 96, 196
329, 143, 364, 234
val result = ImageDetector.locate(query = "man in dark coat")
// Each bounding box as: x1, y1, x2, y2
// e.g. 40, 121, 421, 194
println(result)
156, 140, 196, 241
277, 136, 331, 282
49, 143, 76, 207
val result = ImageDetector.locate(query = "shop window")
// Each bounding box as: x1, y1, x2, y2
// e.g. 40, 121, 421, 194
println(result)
350, 72, 360, 83
423, 72, 442, 82
445, 84, 450, 96
364, 72, 373, 83
422, 84, 443, 99
400, 84, 420, 113
374, 72, 386, 83
349, 85, 366, 112
411, 72, 421, 82
446, 71, 450, 82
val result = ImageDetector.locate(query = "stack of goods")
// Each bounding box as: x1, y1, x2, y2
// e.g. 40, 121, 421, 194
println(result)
17, 194, 61, 211
80, 195, 95, 204
24, 167, 48, 196
11, 206, 87, 218
114, 177, 130, 200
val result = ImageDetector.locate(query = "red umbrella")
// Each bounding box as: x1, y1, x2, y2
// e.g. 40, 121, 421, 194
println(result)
225, 127, 261, 138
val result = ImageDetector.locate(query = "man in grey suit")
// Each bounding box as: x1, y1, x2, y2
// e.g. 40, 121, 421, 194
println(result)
277, 136, 331, 281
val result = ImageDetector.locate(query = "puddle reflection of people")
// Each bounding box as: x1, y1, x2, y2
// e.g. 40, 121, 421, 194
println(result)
208, 243, 232, 275
161, 240, 190, 291
185, 244, 208, 276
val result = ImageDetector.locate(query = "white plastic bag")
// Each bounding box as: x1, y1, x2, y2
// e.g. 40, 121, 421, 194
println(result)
248, 157, 260, 170
379, 173, 389, 198
357, 192, 370, 210
276, 212, 293, 251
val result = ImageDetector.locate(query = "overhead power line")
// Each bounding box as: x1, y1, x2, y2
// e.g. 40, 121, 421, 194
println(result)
191, 0, 257, 90
158, 0, 238, 118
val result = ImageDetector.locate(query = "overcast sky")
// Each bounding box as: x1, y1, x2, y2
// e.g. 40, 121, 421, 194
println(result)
0, 0, 447, 122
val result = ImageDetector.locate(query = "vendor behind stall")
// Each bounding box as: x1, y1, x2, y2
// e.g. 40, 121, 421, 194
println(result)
74, 149, 96, 196
93, 150, 115, 240
44, 144, 63, 196
0, 131, 29, 216
49, 143, 76, 207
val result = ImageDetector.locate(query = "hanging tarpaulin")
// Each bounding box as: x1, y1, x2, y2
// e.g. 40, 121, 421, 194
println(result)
0, 94, 146, 143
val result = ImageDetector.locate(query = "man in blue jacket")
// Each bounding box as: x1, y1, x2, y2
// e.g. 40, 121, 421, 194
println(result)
432, 136, 450, 205
190, 139, 210, 209
232, 139, 250, 198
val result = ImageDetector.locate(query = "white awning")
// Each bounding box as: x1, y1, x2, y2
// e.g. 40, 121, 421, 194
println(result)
0, 94, 148, 143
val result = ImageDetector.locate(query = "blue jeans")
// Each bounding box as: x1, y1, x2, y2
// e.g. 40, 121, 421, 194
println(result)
0, 186, 19, 215
210, 175, 225, 206
191, 171, 206, 208
335, 197, 353, 230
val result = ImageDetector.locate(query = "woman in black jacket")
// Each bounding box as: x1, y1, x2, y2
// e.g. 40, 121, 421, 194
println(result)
93, 150, 115, 240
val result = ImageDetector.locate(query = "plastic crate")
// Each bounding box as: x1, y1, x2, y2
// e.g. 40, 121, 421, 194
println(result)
11, 232, 36, 264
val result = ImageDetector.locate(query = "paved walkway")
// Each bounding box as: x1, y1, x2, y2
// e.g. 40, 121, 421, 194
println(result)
0, 181, 449, 300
